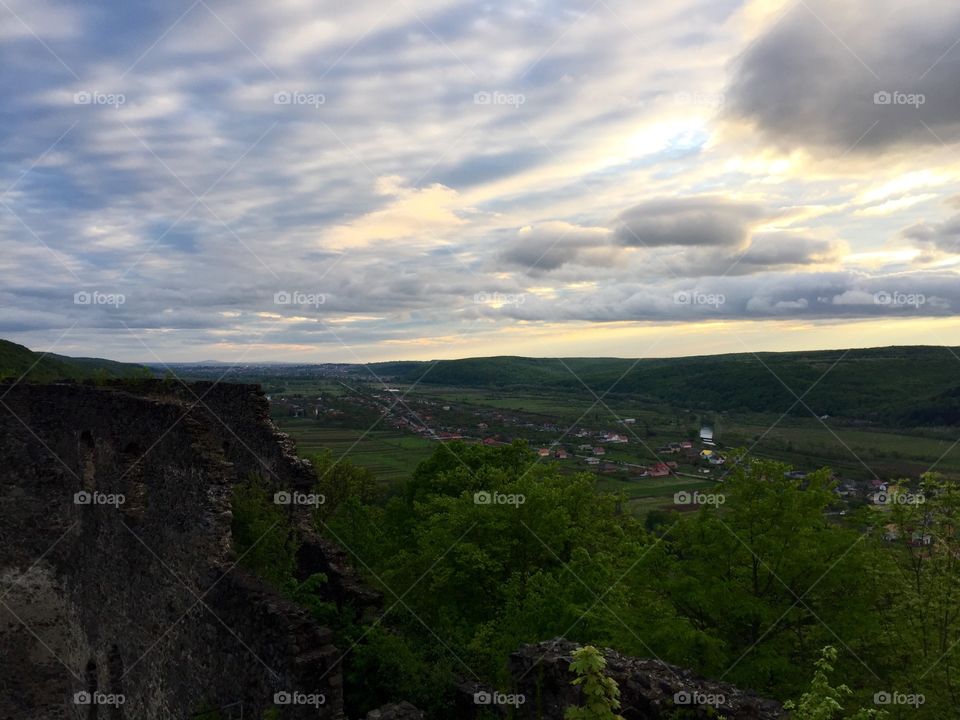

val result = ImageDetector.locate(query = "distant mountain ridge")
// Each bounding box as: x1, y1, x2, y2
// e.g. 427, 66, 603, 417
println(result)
0, 339, 150, 382
367, 346, 960, 425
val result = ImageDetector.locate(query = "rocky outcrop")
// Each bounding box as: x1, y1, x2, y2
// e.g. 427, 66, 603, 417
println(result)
503, 639, 784, 720
0, 380, 345, 719
365, 701, 425, 719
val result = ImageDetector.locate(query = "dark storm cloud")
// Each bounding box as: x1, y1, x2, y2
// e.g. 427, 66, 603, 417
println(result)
726, 0, 960, 152
613, 197, 765, 248
902, 213, 960, 253
498, 224, 614, 272
736, 234, 839, 267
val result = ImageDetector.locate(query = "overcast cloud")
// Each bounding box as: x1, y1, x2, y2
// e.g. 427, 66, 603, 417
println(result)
0, 0, 958, 361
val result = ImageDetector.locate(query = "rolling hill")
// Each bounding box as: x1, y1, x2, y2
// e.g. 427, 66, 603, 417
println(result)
0, 339, 151, 382
368, 346, 960, 425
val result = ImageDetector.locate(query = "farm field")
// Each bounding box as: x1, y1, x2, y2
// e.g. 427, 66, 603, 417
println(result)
593, 475, 720, 520
720, 419, 960, 478
418, 387, 960, 478
275, 419, 437, 482
270, 375, 959, 517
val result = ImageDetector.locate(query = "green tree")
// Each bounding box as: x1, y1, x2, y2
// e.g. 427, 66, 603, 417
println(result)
784, 646, 887, 720
565, 645, 624, 720
231, 475, 299, 592
660, 455, 877, 695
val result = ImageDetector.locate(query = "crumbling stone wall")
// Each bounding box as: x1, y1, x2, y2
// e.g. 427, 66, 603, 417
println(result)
0, 381, 344, 720
457, 638, 783, 719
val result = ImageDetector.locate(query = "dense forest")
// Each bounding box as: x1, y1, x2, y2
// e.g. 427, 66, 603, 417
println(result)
369, 347, 960, 425
233, 441, 958, 719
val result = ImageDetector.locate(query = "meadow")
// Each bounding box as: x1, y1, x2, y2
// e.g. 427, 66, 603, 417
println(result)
274, 419, 437, 483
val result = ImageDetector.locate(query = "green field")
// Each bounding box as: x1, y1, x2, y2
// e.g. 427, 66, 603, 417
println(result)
268, 369, 959, 515
275, 419, 437, 482
419, 386, 960, 480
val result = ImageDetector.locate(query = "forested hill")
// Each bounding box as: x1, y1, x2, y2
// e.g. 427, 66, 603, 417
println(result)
368, 346, 960, 425
0, 339, 150, 382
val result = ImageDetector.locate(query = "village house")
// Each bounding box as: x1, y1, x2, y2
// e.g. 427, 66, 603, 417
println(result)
592, 447, 606, 456
585, 456, 600, 465
645, 462, 671, 477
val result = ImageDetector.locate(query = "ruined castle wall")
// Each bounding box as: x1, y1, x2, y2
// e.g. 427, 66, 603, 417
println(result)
0, 382, 344, 720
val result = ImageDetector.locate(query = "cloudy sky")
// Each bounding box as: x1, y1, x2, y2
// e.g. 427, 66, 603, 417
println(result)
2, 0, 959, 363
